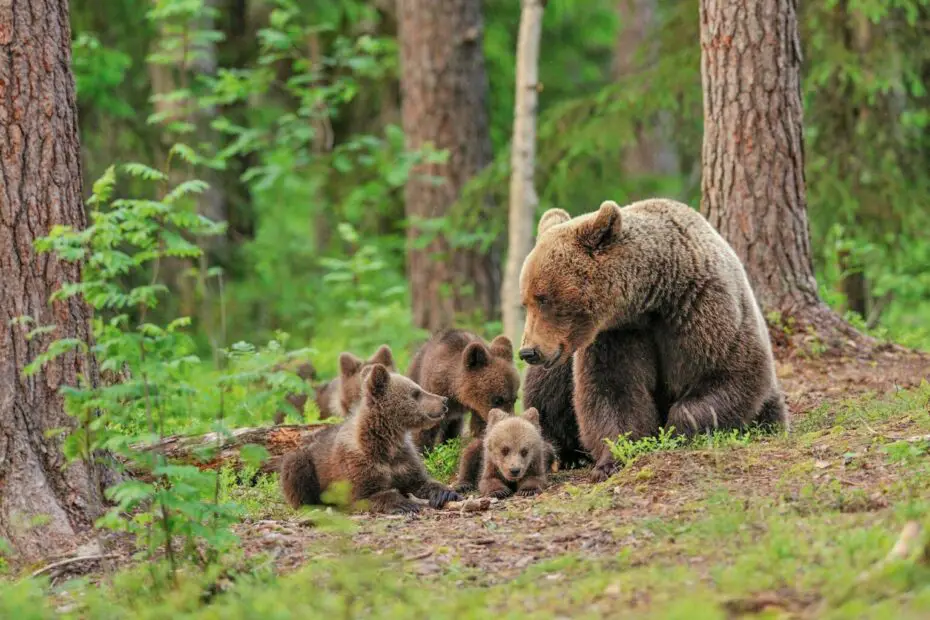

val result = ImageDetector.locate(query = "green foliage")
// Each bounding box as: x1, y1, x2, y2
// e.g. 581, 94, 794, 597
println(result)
423, 438, 465, 483
604, 427, 687, 469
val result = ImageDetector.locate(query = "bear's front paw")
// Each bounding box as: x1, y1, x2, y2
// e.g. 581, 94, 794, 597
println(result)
488, 487, 513, 500
516, 486, 542, 497
390, 500, 422, 515
428, 487, 462, 509
666, 402, 707, 436
589, 458, 618, 483
453, 481, 475, 495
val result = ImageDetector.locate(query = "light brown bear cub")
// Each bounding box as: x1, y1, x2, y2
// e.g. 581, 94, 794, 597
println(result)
314, 345, 396, 419
279, 363, 461, 514
406, 329, 520, 492
479, 407, 553, 499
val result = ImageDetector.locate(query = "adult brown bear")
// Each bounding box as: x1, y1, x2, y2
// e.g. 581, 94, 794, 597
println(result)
519, 199, 786, 482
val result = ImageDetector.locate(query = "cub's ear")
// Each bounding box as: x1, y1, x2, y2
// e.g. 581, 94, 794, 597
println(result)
463, 342, 490, 370
521, 407, 541, 428
488, 335, 513, 360
338, 352, 363, 378
576, 200, 622, 252
369, 345, 395, 371
487, 408, 509, 427
295, 362, 316, 381
537, 208, 571, 237
365, 363, 391, 400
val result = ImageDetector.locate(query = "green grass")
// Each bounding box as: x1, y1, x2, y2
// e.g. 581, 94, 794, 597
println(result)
5, 383, 930, 618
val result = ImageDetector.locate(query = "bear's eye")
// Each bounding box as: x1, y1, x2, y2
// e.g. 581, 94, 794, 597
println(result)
411, 389, 421, 400
491, 396, 505, 408
534, 294, 549, 306
501, 447, 510, 457
520, 448, 529, 458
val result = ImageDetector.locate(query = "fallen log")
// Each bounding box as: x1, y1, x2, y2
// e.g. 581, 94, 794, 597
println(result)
120, 423, 332, 479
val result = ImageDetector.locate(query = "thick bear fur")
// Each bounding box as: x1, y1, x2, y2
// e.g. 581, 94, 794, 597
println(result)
314, 345, 396, 420
478, 407, 554, 499
279, 363, 461, 514
406, 329, 521, 493
520, 198, 787, 482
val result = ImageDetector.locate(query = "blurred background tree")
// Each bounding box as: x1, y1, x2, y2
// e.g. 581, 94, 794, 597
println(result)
69, 0, 930, 375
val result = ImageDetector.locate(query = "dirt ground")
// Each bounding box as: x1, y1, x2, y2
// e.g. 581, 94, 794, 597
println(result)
232, 346, 930, 582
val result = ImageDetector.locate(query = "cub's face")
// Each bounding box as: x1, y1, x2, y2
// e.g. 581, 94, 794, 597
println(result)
362, 364, 448, 430
339, 345, 397, 414
485, 408, 543, 482
519, 202, 623, 368
456, 336, 520, 420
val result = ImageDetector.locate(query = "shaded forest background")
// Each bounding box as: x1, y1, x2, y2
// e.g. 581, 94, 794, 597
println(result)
72, 0, 930, 380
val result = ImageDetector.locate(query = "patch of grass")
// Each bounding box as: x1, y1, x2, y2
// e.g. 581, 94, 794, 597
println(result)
424, 438, 464, 483
604, 426, 686, 468
219, 466, 290, 521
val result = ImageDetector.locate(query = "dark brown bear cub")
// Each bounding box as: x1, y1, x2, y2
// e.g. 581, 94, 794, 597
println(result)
314, 345, 396, 419
406, 329, 520, 492
279, 363, 461, 514
478, 408, 553, 499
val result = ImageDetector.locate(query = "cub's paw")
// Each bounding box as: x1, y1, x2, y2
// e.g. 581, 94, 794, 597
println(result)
453, 482, 475, 495
429, 487, 462, 509
391, 500, 422, 515
487, 487, 513, 500
516, 486, 542, 497
589, 459, 618, 483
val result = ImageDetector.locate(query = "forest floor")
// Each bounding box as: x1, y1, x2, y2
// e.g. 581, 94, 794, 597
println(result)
34, 346, 930, 618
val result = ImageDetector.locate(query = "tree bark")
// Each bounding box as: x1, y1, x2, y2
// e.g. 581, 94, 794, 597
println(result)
613, 0, 679, 180
502, 0, 544, 348
397, 0, 498, 332
699, 0, 864, 345
0, 0, 107, 562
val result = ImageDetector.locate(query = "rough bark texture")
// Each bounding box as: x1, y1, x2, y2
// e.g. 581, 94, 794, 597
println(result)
398, 0, 498, 331
0, 0, 106, 561
501, 0, 544, 348
699, 0, 864, 344
613, 0, 679, 179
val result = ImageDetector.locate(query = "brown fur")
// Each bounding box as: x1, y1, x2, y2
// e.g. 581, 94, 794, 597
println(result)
279, 363, 461, 513
519, 198, 787, 482
314, 345, 396, 420
478, 408, 553, 499
406, 329, 521, 492
272, 360, 317, 425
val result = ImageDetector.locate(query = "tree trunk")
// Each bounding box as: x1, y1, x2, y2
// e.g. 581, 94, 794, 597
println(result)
398, 0, 498, 332
699, 0, 865, 346
0, 0, 107, 562
501, 0, 544, 347
613, 0, 679, 180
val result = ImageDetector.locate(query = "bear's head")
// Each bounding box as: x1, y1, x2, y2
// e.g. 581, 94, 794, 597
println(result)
518, 200, 624, 368
360, 363, 449, 430
484, 407, 544, 482
455, 335, 520, 420
338, 345, 397, 414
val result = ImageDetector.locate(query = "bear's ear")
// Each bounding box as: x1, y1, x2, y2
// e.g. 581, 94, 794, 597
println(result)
488, 335, 513, 360
338, 352, 363, 378
487, 408, 509, 427
576, 200, 622, 252
521, 407, 541, 428
463, 342, 490, 370
296, 362, 316, 381
365, 363, 390, 400
369, 345, 395, 371
537, 208, 571, 237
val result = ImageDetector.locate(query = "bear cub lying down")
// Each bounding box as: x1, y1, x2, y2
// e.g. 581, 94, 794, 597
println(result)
520, 198, 787, 482
280, 363, 461, 514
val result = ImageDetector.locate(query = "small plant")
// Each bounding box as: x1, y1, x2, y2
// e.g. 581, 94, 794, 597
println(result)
604, 427, 686, 469
424, 438, 464, 483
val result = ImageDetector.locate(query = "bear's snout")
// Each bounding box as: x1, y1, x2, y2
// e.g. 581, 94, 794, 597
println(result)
518, 347, 542, 365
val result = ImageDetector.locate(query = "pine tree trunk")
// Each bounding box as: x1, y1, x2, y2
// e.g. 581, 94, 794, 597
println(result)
501, 0, 544, 348
398, 0, 498, 332
0, 0, 107, 562
699, 0, 865, 345
613, 0, 679, 180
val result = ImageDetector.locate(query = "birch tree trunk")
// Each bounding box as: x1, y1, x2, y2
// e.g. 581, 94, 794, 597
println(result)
0, 0, 108, 562
502, 0, 545, 347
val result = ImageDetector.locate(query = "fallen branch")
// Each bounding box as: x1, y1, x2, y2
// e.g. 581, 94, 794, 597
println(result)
410, 496, 497, 512
31, 553, 120, 579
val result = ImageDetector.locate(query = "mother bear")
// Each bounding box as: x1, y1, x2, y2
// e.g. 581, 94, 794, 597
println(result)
519, 198, 787, 482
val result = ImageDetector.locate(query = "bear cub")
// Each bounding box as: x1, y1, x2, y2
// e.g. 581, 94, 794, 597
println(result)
479, 407, 553, 499
315, 345, 396, 419
405, 329, 520, 492
279, 363, 461, 514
